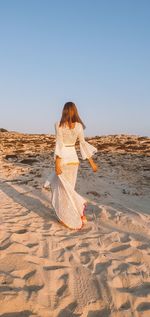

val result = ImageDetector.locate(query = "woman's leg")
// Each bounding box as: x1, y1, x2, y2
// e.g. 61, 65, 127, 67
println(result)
61, 163, 79, 189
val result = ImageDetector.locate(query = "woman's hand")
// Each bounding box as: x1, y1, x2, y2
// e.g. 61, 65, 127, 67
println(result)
88, 157, 98, 172
55, 156, 62, 175
91, 161, 98, 172
91, 162, 98, 172
55, 164, 62, 175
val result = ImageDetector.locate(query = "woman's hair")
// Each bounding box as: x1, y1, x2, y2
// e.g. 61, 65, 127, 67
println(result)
59, 101, 86, 129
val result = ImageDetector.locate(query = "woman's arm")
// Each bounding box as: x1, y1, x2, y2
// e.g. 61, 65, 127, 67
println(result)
87, 157, 98, 172
78, 124, 98, 172
55, 155, 62, 175
54, 123, 63, 175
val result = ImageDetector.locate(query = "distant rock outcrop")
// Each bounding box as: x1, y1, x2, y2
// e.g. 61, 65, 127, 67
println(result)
0, 131, 149, 157
0, 128, 8, 132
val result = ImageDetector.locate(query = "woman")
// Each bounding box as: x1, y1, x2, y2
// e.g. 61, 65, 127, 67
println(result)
48, 101, 98, 230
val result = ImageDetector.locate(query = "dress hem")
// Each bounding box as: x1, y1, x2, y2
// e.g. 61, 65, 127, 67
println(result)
56, 202, 88, 230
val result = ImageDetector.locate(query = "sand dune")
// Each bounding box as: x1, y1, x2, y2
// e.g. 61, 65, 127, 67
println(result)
0, 130, 150, 316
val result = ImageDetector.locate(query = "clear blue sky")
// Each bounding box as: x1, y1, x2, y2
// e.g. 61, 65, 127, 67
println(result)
0, 0, 150, 136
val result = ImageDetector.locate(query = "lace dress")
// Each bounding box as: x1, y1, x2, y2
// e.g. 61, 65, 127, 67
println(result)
48, 121, 97, 230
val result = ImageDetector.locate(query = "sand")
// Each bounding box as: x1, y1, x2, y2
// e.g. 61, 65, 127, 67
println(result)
0, 130, 150, 317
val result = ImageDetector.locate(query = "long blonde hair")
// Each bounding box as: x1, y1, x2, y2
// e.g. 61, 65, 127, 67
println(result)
59, 102, 86, 129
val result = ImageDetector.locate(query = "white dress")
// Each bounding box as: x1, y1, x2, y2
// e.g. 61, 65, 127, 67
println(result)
48, 121, 97, 230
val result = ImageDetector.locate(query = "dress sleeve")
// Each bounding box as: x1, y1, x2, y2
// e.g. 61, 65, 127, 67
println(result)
78, 123, 98, 160
54, 122, 64, 160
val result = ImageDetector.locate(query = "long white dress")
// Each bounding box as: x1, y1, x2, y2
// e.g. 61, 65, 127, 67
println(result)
48, 121, 97, 230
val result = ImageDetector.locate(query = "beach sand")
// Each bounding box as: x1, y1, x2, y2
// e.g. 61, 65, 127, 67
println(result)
0, 130, 150, 316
